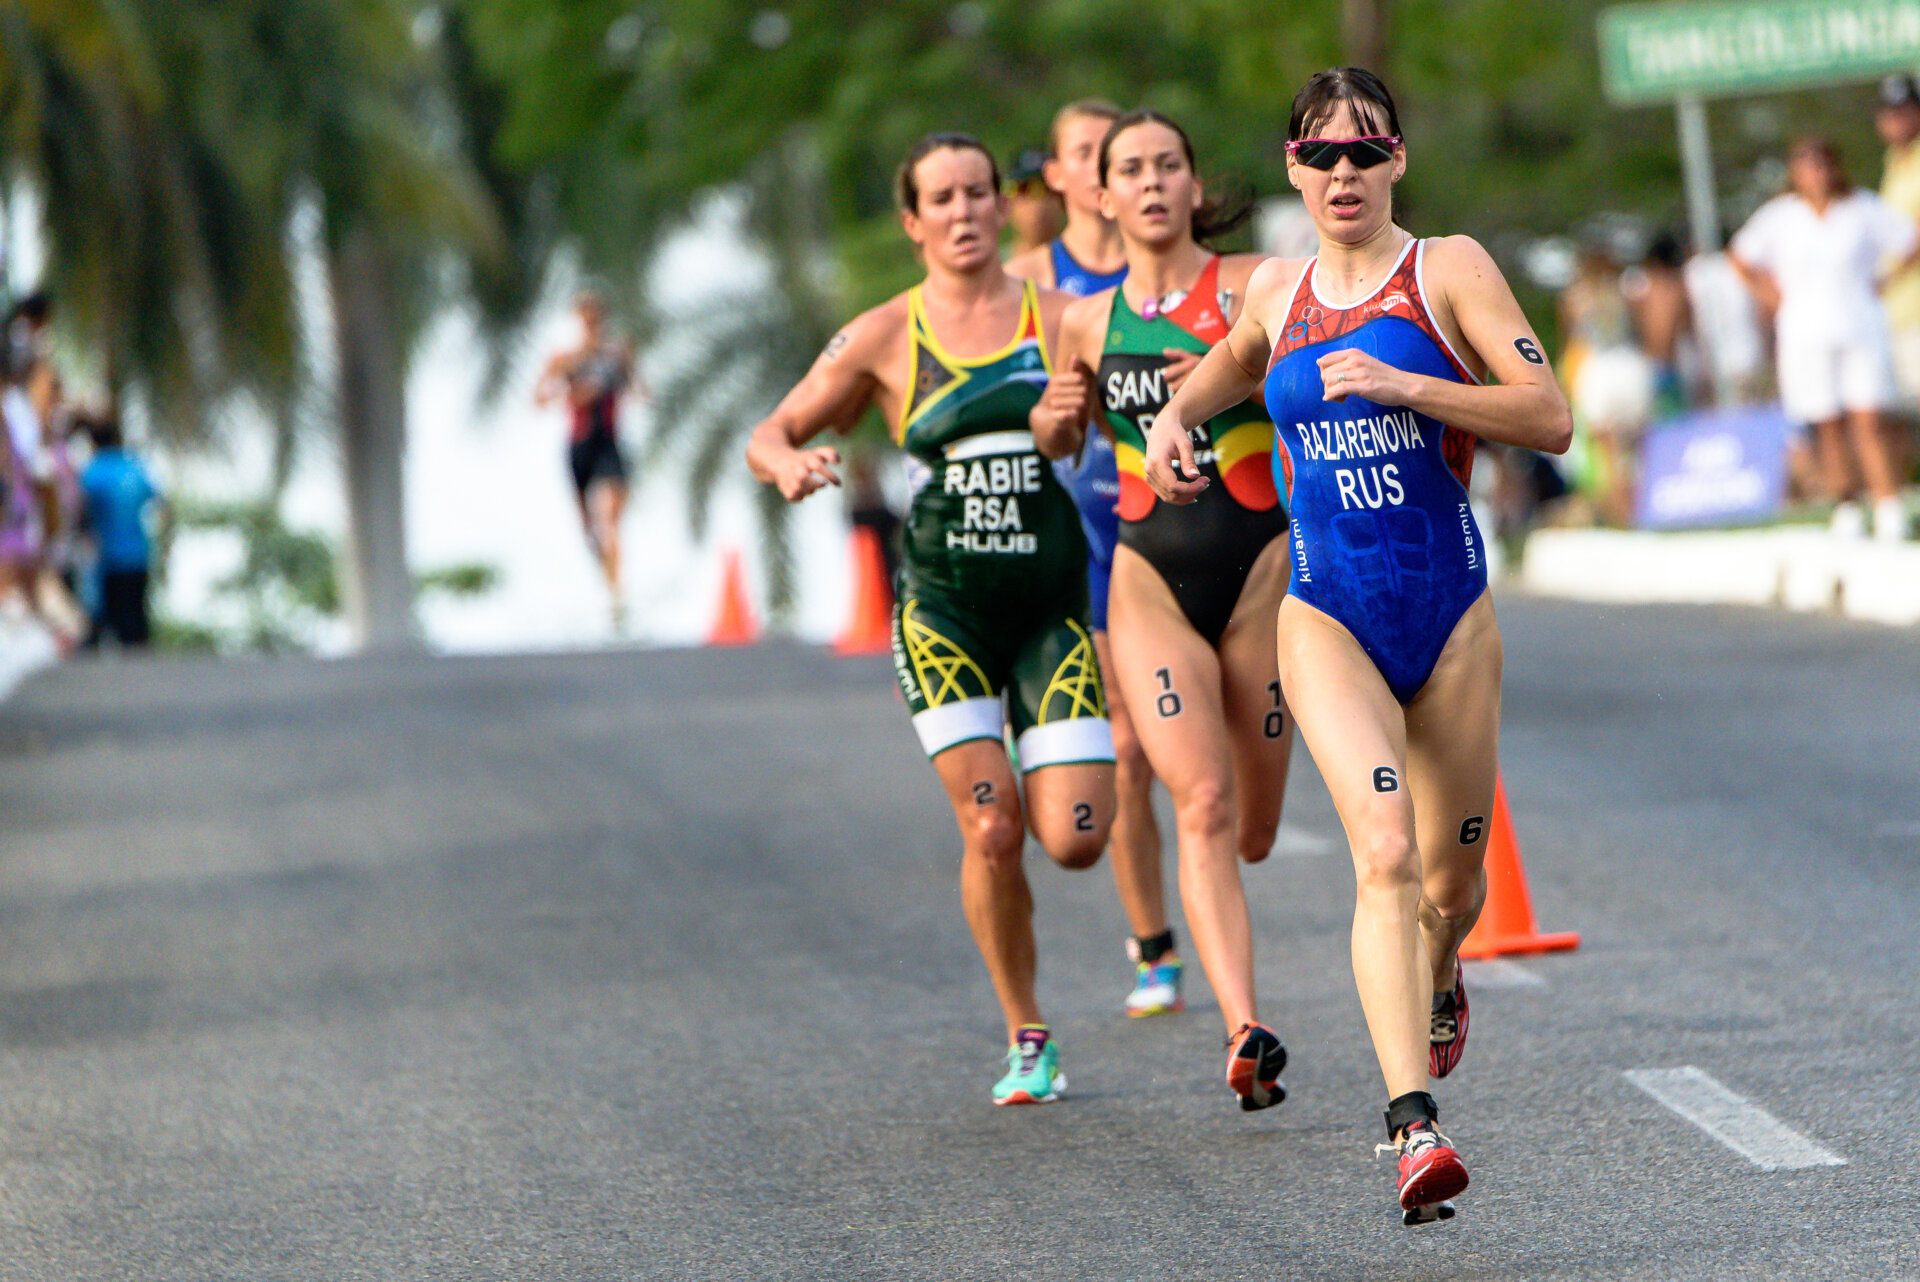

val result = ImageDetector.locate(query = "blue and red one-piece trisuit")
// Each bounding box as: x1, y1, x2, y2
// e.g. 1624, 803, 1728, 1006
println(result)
1262, 238, 1488, 704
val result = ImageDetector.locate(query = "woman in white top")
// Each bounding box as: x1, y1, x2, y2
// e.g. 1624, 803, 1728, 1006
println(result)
1730, 136, 1920, 541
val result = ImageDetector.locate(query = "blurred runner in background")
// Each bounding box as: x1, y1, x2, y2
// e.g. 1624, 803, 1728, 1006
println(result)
1005, 100, 1127, 292
1003, 148, 1064, 259
1010, 100, 1182, 1020
1732, 136, 1920, 542
537, 292, 639, 627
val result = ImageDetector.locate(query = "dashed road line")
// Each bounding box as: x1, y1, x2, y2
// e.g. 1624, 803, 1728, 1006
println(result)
1625, 1066, 1846, 1171
1462, 958, 1546, 988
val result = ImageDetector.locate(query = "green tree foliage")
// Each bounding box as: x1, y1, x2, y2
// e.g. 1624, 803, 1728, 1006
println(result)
472, 0, 1887, 311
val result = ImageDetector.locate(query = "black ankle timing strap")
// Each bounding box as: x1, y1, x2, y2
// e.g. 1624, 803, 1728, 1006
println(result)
1385, 1090, 1439, 1141
1135, 929, 1176, 964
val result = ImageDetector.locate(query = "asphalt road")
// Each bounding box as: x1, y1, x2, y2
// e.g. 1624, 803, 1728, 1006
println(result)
1, 596, 1916, 1280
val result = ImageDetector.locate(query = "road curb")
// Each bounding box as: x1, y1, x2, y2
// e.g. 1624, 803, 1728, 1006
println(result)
1521, 528, 1920, 625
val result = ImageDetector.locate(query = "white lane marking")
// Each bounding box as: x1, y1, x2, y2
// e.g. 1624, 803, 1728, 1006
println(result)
1624, 1067, 1846, 1171
1873, 820, 1920, 840
1462, 958, 1546, 988
1272, 829, 1338, 857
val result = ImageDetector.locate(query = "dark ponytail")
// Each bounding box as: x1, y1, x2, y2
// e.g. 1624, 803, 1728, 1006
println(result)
1096, 109, 1252, 246
895, 132, 1001, 213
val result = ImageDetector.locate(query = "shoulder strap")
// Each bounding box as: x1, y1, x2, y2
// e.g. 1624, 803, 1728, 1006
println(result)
1411, 240, 1482, 385
898, 288, 927, 441
1018, 278, 1050, 373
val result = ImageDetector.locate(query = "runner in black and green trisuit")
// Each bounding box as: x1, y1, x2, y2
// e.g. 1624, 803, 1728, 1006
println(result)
1034, 108, 1296, 1115
747, 132, 1115, 1107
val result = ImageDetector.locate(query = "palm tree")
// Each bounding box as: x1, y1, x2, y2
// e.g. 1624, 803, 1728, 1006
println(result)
0, 0, 302, 441
2, 0, 557, 650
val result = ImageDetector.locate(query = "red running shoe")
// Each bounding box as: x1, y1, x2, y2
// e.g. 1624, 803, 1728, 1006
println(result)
1430, 969, 1469, 1078
1380, 1119, 1469, 1225
1224, 1022, 1288, 1112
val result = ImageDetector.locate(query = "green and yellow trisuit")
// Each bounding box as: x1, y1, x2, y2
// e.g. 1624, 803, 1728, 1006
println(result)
890, 279, 1113, 770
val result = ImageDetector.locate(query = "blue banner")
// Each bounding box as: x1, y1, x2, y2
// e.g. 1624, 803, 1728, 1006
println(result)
1635, 406, 1794, 530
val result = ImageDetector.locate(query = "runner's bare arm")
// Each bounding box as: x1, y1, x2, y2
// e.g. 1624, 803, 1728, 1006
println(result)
1031, 293, 1099, 459
746, 304, 896, 502
1143, 258, 1288, 503
1315, 236, 1572, 454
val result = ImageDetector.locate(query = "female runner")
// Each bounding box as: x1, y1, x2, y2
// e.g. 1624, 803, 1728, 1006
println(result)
1143, 69, 1572, 1222
1009, 98, 1183, 1019
535, 292, 637, 627
746, 133, 1116, 1106
1033, 109, 1295, 1112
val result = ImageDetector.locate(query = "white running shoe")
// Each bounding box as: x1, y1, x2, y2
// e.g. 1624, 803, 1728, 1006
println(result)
1830, 500, 1867, 540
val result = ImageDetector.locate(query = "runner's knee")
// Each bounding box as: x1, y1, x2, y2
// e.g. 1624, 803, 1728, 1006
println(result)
963, 805, 1026, 872
1422, 864, 1486, 920
1173, 776, 1234, 844
1353, 826, 1420, 893
1040, 823, 1104, 871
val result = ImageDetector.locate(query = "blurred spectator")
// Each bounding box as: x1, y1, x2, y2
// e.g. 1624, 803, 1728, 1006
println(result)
1004, 148, 1064, 257
5, 292, 88, 641
0, 337, 45, 621
1731, 135, 1919, 541
1682, 230, 1769, 407
1561, 245, 1654, 525
1876, 74, 1920, 493
845, 450, 901, 597
1877, 75, 1920, 411
1622, 232, 1694, 421
78, 408, 163, 648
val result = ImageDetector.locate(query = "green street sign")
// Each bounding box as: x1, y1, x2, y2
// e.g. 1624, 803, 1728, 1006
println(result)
1601, 0, 1920, 103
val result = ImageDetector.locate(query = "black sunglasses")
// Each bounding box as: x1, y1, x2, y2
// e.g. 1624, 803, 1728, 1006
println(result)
1285, 136, 1402, 171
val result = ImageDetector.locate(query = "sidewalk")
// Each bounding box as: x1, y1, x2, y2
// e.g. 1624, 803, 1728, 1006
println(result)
1521, 527, 1920, 625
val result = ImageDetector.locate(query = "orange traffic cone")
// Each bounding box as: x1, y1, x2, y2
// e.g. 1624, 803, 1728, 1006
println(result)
834, 527, 894, 656
1459, 775, 1580, 959
706, 547, 760, 646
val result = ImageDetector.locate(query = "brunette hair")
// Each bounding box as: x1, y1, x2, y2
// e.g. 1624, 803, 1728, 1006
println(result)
1096, 108, 1253, 245
1288, 67, 1402, 142
895, 132, 1001, 213
1786, 134, 1853, 196
1047, 98, 1122, 156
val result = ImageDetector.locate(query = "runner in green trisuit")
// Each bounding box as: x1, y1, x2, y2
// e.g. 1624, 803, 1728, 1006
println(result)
747, 132, 1115, 1106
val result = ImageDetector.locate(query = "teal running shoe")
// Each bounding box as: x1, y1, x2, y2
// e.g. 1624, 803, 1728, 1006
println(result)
992, 1026, 1065, 1105
1124, 956, 1185, 1018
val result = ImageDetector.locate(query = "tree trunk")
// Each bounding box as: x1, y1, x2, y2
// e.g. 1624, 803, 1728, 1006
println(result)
1343, 0, 1389, 72
327, 223, 416, 651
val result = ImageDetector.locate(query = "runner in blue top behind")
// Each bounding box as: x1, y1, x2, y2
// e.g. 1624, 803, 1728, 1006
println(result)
79, 409, 163, 649
1009, 100, 1182, 1021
